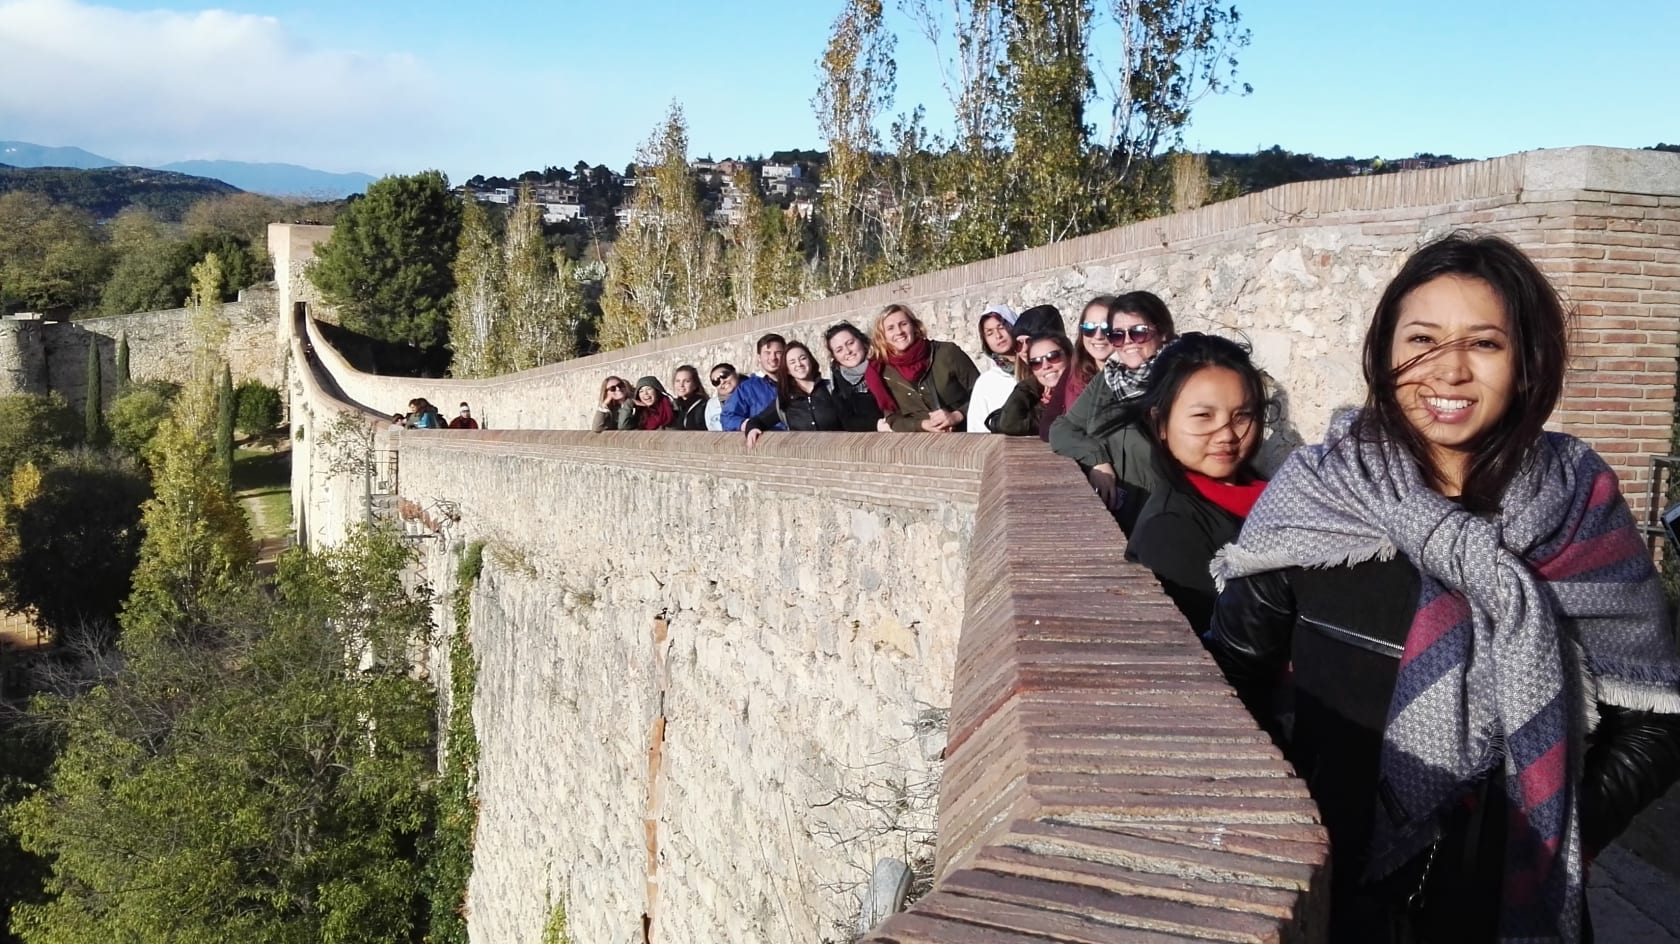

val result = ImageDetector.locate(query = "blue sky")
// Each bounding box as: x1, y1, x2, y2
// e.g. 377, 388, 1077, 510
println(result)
1, 0, 1674, 180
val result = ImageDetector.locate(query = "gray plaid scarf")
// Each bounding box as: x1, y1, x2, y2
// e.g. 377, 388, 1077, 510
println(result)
1213, 411, 1680, 943
1101, 351, 1154, 400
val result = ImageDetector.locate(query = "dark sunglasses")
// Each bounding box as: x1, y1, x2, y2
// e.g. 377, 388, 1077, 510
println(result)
1027, 350, 1067, 369
1077, 321, 1107, 337
1105, 324, 1159, 345
606, 383, 625, 393
710, 373, 733, 386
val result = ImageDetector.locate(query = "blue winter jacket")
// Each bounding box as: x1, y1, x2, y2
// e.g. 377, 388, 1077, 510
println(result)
720, 375, 782, 431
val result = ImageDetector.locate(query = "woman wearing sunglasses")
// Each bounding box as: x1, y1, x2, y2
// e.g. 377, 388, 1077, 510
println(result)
592, 375, 637, 430
1049, 291, 1177, 533
990, 332, 1075, 436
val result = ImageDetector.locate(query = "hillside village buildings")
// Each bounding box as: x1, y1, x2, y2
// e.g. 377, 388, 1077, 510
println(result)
458, 158, 818, 229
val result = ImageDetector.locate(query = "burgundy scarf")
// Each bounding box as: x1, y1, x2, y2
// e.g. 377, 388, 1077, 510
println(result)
863, 337, 932, 415
637, 397, 674, 430
1186, 470, 1267, 519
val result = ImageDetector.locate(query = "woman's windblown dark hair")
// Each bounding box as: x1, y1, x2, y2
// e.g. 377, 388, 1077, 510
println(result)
1357, 232, 1569, 512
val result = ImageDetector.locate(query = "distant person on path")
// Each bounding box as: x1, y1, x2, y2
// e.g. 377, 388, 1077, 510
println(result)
631, 376, 676, 430
390, 412, 408, 430
592, 376, 635, 431
743, 341, 845, 445
1122, 334, 1268, 635
824, 322, 886, 432
1208, 233, 1680, 943
449, 402, 480, 429
721, 334, 787, 431
670, 365, 709, 430
407, 398, 443, 429
867, 305, 978, 433
965, 303, 1020, 433
705, 364, 739, 431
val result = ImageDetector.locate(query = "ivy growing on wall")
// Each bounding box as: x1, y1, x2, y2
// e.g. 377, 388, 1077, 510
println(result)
427, 540, 485, 944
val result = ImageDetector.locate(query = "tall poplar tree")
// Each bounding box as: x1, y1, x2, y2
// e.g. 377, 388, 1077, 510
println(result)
599, 103, 726, 350
813, 0, 895, 293
1003, 0, 1099, 246
495, 186, 579, 371
447, 198, 502, 378
725, 170, 804, 320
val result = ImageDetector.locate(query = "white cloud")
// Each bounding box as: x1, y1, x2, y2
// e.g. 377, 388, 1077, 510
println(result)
0, 0, 457, 172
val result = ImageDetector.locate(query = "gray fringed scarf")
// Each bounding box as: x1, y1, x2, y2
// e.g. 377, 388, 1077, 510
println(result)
1213, 411, 1680, 944
1102, 351, 1154, 400
835, 361, 869, 391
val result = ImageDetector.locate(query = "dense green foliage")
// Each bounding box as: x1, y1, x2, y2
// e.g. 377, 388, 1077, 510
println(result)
308, 171, 462, 350
426, 542, 484, 944
100, 222, 269, 314
11, 527, 439, 944
0, 395, 80, 483
233, 380, 283, 437
0, 194, 111, 313
0, 165, 238, 221
105, 381, 178, 460
0, 450, 149, 644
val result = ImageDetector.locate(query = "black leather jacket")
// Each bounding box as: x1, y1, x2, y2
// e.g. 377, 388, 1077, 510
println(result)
1209, 556, 1680, 942
743, 381, 846, 433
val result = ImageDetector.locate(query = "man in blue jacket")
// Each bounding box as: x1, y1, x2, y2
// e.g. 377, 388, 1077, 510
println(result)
721, 333, 786, 431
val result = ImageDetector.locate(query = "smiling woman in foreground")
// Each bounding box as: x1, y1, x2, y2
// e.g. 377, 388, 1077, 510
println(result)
1207, 232, 1680, 943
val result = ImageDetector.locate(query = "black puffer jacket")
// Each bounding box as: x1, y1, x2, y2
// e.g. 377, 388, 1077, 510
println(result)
1209, 557, 1680, 943
829, 366, 883, 432
672, 393, 709, 431
743, 380, 846, 433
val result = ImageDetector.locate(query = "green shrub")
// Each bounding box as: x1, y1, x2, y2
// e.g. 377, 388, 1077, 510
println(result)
234, 380, 283, 437
107, 380, 179, 459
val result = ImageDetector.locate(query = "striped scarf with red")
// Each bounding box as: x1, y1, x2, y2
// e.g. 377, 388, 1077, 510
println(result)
1213, 414, 1680, 943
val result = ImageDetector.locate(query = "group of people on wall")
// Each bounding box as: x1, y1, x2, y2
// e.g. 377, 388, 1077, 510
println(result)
393, 398, 478, 430
585, 232, 1680, 943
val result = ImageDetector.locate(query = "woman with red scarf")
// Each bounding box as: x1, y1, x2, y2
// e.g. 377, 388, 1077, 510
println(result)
1124, 334, 1268, 635
631, 375, 676, 430
865, 304, 979, 432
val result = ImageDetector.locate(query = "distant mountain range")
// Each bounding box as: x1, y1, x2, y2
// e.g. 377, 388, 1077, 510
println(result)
0, 165, 241, 221
0, 141, 374, 197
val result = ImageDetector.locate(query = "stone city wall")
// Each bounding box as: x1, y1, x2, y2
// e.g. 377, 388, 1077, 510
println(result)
0, 285, 283, 411
391, 431, 974, 944
278, 146, 1680, 515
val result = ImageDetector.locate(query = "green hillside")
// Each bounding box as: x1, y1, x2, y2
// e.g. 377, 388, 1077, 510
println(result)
0, 165, 241, 221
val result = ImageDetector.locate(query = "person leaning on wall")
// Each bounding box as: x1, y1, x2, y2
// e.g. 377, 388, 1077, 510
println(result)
592, 375, 636, 430
865, 304, 978, 433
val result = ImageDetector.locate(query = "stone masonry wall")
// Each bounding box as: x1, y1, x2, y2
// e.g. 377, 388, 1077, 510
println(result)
393, 432, 977, 944
0, 286, 283, 411
279, 146, 1680, 517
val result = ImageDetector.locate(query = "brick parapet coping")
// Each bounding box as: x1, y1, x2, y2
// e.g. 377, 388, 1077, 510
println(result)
294, 306, 1329, 940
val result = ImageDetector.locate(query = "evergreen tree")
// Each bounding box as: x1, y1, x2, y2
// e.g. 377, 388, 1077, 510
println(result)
82, 344, 104, 447
307, 170, 463, 350
115, 331, 131, 393
215, 364, 234, 485
12, 528, 437, 944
